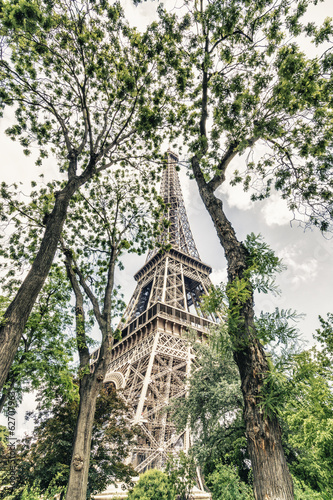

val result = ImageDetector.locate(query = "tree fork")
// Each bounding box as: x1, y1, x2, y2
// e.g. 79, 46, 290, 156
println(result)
191, 155, 294, 500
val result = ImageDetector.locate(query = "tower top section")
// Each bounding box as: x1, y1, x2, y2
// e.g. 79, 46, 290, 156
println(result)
146, 151, 200, 261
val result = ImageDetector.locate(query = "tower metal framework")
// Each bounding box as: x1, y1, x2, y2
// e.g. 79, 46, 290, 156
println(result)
104, 152, 216, 473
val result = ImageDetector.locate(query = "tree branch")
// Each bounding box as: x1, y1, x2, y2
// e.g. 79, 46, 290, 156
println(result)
208, 137, 258, 192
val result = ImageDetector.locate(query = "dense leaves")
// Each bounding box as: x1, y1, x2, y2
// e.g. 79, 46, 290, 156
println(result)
174, 317, 333, 499
127, 469, 175, 500
171, 329, 249, 484
165, 452, 197, 500
0, 384, 138, 499
0, 266, 75, 413
281, 316, 333, 497
159, 0, 333, 230
207, 463, 254, 500
0, 0, 170, 166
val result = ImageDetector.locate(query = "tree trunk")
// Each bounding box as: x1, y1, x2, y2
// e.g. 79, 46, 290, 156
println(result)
65, 340, 111, 499
0, 180, 79, 391
65, 374, 99, 500
235, 341, 294, 500
0, 376, 15, 414
191, 156, 294, 500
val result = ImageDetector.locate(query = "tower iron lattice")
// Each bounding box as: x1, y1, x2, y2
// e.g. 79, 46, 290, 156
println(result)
104, 151, 217, 474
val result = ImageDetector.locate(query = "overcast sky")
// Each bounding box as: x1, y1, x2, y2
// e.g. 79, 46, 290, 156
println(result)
120, 0, 333, 344
1, 0, 332, 438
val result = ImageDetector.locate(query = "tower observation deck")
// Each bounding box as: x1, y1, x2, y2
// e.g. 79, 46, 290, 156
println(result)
103, 152, 217, 475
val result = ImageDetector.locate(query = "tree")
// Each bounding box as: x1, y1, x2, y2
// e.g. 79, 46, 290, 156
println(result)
0, 265, 75, 413
171, 327, 248, 484
158, 1, 333, 498
0, 0, 169, 391
58, 169, 160, 499
281, 317, 333, 497
165, 452, 197, 500
0, 384, 138, 500
127, 469, 175, 500
207, 463, 254, 500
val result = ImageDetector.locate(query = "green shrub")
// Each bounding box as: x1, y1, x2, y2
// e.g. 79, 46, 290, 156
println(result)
207, 463, 254, 500
127, 469, 175, 500
293, 476, 329, 500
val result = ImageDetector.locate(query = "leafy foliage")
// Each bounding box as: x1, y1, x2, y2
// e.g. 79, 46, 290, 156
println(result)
0, 0, 171, 166
207, 463, 254, 500
243, 233, 285, 295
0, 265, 75, 412
165, 452, 196, 500
127, 469, 175, 500
62, 169, 161, 318
0, 385, 138, 499
160, 0, 333, 230
281, 342, 333, 497
174, 306, 333, 497
171, 329, 249, 484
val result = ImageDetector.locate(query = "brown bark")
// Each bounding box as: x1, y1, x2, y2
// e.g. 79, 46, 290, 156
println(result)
191, 155, 294, 500
0, 179, 79, 391
0, 148, 100, 393
65, 345, 112, 500
64, 245, 115, 500
0, 377, 15, 414
65, 375, 99, 500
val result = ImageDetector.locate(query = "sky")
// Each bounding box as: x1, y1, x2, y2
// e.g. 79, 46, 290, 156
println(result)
1, 0, 333, 438
120, 0, 333, 344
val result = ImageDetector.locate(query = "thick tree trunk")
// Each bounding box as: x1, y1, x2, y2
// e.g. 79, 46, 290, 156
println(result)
0, 376, 15, 414
235, 341, 294, 500
65, 337, 112, 499
0, 181, 79, 391
65, 374, 99, 500
191, 157, 294, 500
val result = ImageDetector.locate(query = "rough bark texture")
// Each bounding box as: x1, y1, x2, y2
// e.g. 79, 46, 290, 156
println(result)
64, 245, 115, 500
65, 342, 111, 500
65, 375, 99, 500
191, 156, 294, 500
0, 180, 78, 391
0, 377, 14, 413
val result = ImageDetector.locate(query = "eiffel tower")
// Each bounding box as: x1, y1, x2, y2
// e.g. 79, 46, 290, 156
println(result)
104, 151, 216, 475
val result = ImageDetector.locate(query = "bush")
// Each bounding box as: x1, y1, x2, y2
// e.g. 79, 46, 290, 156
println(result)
293, 476, 329, 500
207, 464, 254, 500
127, 469, 175, 500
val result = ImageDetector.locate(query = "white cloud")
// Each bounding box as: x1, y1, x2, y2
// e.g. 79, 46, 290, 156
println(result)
219, 182, 254, 211
122, 0, 159, 30
217, 161, 254, 210
261, 195, 293, 226
211, 267, 227, 286
278, 245, 319, 288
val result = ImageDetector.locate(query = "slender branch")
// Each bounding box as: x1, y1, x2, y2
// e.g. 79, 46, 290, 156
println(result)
62, 243, 90, 366
208, 137, 258, 192
102, 248, 116, 331
266, 137, 295, 171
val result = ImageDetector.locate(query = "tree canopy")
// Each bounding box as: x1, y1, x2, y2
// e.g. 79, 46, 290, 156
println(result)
173, 314, 333, 499
0, 266, 75, 413
0, 384, 138, 499
0, 0, 173, 392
